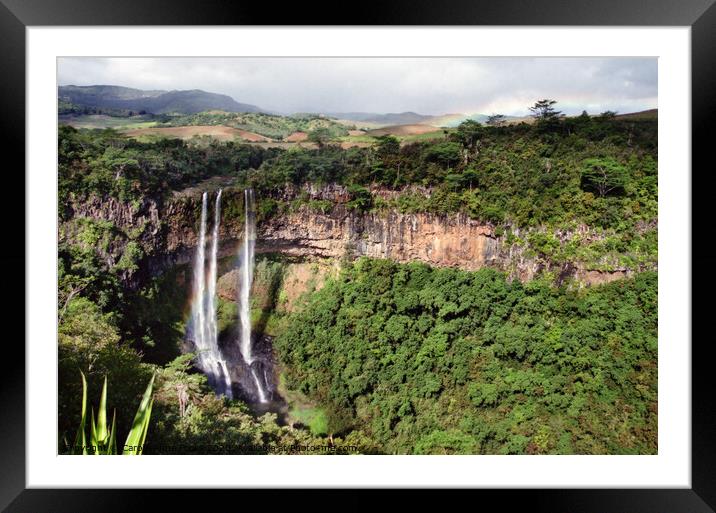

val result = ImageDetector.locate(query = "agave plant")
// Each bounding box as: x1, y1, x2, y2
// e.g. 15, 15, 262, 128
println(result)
71, 371, 155, 455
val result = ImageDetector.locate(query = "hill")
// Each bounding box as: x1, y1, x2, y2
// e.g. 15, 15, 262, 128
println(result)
328, 112, 516, 128
614, 109, 658, 120
326, 111, 435, 126
163, 112, 350, 140
58, 85, 262, 115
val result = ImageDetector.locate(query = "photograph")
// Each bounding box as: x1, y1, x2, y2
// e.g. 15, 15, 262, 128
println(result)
56, 56, 659, 456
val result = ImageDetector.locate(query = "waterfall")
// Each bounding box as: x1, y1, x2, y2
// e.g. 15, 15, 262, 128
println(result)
190, 192, 209, 374
187, 188, 268, 403
208, 190, 232, 398
238, 189, 255, 363
207, 190, 222, 357
238, 188, 268, 403
189, 190, 233, 399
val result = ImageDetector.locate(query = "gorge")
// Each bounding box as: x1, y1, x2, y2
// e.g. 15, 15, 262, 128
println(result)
57, 113, 658, 454
59, 181, 655, 414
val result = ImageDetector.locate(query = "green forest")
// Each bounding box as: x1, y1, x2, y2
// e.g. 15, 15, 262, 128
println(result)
58, 107, 658, 455
276, 258, 657, 454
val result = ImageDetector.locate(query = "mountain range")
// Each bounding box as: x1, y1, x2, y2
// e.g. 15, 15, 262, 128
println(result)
326, 111, 435, 125
58, 85, 483, 126
58, 85, 263, 115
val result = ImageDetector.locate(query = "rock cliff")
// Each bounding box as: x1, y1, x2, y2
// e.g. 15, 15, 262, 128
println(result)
62, 184, 636, 287
260, 207, 500, 269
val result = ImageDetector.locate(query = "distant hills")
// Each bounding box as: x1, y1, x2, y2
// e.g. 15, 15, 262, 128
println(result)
327, 111, 435, 126
57, 86, 480, 127
58, 84, 657, 130
325, 111, 526, 128
613, 109, 658, 120
58, 85, 263, 115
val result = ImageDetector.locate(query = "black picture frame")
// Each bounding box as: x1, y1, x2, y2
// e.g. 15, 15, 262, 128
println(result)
3, 0, 714, 509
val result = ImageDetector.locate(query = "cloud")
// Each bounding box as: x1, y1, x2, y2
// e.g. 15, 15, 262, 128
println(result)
58, 57, 657, 116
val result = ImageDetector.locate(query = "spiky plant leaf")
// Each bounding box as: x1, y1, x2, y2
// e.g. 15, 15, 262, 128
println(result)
96, 376, 109, 445
72, 371, 88, 455
90, 407, 98, 454
136, 398, 154, 454
123, 373, 155, 455
106, 410, 117, 455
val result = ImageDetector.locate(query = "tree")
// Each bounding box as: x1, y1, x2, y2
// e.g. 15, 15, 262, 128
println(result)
58, 296, 154, 448
443, 168, 479, 192
580, 157, 629, 197
486, 114, 506, 127
307, 128, 331, 148
346, 184, 372, 212
374, 135, 400, 159
452, 119, 482, 152
444, 173, 463, 191
373, 135, 402, 185
599, 110, 618, 119
423, 142, 462, 169
529, 99, 562, 121
462, 168, 480, 191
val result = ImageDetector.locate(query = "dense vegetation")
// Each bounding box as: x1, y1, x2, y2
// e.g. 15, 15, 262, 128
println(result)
58, 125, 277, 210
58, 294, 366, 454
60, 114, 657, 234
244, 115, 656, 228
276, 258, 658, 454
239, 115, 657, 271
57, 237, 373, 454
58, 107, 658, 455
58, 246, 375, 454
58, 99, 153, 118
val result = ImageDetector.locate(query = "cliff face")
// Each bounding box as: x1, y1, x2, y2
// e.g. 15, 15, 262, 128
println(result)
62, 185, 633, 287
63, 190, 243, 279
259, 207, 629, 285
260, 207, 500, 270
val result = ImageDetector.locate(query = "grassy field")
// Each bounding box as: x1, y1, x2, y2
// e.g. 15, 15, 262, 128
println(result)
338, 126, 451, 146
122, 125, 270, 142
365, 123, 441, 137
333, 119, 382, 130
58, 114, 160, 130
399, 129, 450, 143
62, 113, 451, 148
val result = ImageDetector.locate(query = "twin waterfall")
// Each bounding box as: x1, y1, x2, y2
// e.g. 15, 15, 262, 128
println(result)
188, 188, 267, 403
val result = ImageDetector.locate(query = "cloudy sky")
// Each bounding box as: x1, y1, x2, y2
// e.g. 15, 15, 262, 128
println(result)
58, 57, 657, 116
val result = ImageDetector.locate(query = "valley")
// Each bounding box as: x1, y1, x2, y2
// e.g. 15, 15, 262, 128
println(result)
57, 81, 658, 455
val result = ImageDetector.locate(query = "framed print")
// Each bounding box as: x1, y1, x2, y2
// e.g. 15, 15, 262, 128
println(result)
3, 0, 715, 509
